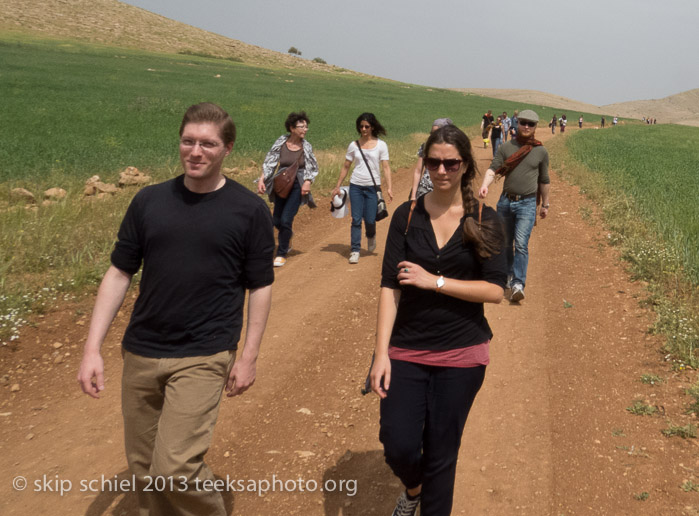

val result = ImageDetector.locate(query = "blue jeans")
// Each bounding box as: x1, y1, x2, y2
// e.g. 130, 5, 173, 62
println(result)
492, 137, 502, 156
349, 184, 377, 253
380, 360, 485, 516
272, 180, 302, 257
496, 195, 536, 288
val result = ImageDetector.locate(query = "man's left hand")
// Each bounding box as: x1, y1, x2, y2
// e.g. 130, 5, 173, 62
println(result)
225, 359, 256, 397
540, 206, 549, 218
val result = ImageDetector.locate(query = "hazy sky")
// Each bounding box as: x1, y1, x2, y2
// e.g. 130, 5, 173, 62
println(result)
121, 0, 698, 106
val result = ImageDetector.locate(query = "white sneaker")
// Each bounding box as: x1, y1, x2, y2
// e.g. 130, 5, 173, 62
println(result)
510, 284, 525, 302
348, 252, 360, 264
367, 236, 377, 253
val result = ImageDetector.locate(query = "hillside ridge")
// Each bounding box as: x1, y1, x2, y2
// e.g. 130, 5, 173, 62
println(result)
2, 0, 697, 126
0, 0, 359, 75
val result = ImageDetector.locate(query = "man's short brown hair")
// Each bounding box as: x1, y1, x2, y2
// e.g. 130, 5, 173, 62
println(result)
179, 102, 236, 146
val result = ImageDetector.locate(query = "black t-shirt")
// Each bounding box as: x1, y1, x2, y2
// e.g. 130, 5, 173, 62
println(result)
381, 197, 507, 351
111, 175, 275, 358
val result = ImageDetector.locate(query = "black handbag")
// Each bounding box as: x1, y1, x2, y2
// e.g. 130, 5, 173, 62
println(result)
355, 140, 388, 221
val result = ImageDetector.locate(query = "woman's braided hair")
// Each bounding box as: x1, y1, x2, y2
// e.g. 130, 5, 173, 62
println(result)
424, 125, 504, 259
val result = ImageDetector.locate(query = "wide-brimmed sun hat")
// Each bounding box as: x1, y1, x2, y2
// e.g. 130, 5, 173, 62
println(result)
330, 187, 349, 219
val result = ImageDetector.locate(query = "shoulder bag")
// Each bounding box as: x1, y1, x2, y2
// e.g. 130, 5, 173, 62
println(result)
273, 142, 303, 199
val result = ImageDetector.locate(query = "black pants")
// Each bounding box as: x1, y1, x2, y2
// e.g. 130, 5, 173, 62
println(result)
379, 360, 485, 516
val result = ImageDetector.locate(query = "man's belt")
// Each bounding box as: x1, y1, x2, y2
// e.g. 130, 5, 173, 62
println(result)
503, 192, 536, 202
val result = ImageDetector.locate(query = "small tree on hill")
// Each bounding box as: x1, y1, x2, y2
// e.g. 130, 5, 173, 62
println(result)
312, 57, 326, 64
288, 47, 302, 56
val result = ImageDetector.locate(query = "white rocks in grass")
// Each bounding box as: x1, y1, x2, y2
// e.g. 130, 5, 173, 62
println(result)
44, 187, 67, 200
84, 175, 118, 196
10, 188, 36, 204
119, 166, 151, 187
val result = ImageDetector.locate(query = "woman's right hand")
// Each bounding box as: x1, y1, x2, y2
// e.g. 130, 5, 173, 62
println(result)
331, 186, 341, 198
257, 177, 266, 195
370, 352, 391, 399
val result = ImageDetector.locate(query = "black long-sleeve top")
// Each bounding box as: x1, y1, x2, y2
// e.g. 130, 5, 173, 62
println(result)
380, 197, 507, 351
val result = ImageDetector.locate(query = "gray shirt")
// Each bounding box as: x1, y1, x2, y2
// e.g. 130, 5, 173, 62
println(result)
489, 140, 550, 196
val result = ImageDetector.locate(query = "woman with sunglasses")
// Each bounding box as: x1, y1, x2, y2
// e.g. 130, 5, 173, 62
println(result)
370, 125, 506, 516
258, 111, 319, 267
331, 113, 393, 264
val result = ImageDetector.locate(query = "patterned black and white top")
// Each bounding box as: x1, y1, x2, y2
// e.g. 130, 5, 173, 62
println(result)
415, 143, 433, 198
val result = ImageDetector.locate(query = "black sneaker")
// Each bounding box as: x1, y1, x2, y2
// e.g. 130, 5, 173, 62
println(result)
392, 490, 420, 516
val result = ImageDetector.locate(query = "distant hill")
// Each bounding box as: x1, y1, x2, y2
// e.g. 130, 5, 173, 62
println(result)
0, 0, 358, 75
605, 89, 699, 127
455, 88, 609, 117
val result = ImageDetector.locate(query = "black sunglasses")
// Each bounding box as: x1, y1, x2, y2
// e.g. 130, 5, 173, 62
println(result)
424, 158, 463, 172
519, 120, 537, 128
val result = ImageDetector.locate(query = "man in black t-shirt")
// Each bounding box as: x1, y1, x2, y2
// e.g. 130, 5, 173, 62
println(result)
77, 103, 274, 516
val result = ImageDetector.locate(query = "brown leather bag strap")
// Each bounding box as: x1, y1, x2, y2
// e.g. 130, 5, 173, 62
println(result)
404, 200, 417, 235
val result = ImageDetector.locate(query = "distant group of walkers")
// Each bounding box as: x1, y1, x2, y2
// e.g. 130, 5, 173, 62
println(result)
480, 110, 519, 156
78, 102, 550, 516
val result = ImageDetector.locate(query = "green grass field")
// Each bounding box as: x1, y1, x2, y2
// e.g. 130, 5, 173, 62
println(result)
0, 33, 607, 186
566, 125, 699, 285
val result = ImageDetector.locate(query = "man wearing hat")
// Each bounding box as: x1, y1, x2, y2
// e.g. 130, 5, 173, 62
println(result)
478, 109, 550, 302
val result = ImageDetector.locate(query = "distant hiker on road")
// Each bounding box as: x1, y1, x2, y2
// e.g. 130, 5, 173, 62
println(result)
410, 118, 454, 200
77, 102, 275, 516
481, 110, 494, 148
258, 111, 319, 267
549, 114, 557, 134
559, 114, 567, 133
478, 109, 550, 302
502, 111, 511, 141
578, 115, 583, 128
601, 116, 605, 127
510, 110, 519, 138
331, 113, 393, 264
613, 116, 618, 126
371, 125, 506, 516
490, 116, 503, 156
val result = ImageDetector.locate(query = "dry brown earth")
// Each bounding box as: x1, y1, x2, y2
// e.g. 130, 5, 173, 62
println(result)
2, 126, 699, 515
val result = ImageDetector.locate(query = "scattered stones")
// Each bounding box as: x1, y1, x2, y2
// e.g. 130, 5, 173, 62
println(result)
53, 342, 63, 349
25, 433, 34, 441
10, 188, 36, 204
54, 355, 64, 365
0, 375, 9, 386
118, 166, 151, 186
10, 384, 20, 392
84, 175, 118, 196
44, 187, 67, 200
296, 408, 312, 415
294, 450, 315, 458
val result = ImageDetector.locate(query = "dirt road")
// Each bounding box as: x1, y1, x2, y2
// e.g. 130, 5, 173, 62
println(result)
1, 127, 697, 515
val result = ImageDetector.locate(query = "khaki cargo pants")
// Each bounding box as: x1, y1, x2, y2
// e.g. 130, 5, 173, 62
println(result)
121, 349, 235, 516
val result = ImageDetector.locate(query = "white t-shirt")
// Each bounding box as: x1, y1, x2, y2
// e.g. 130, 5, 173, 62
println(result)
346, 139, 389, 187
